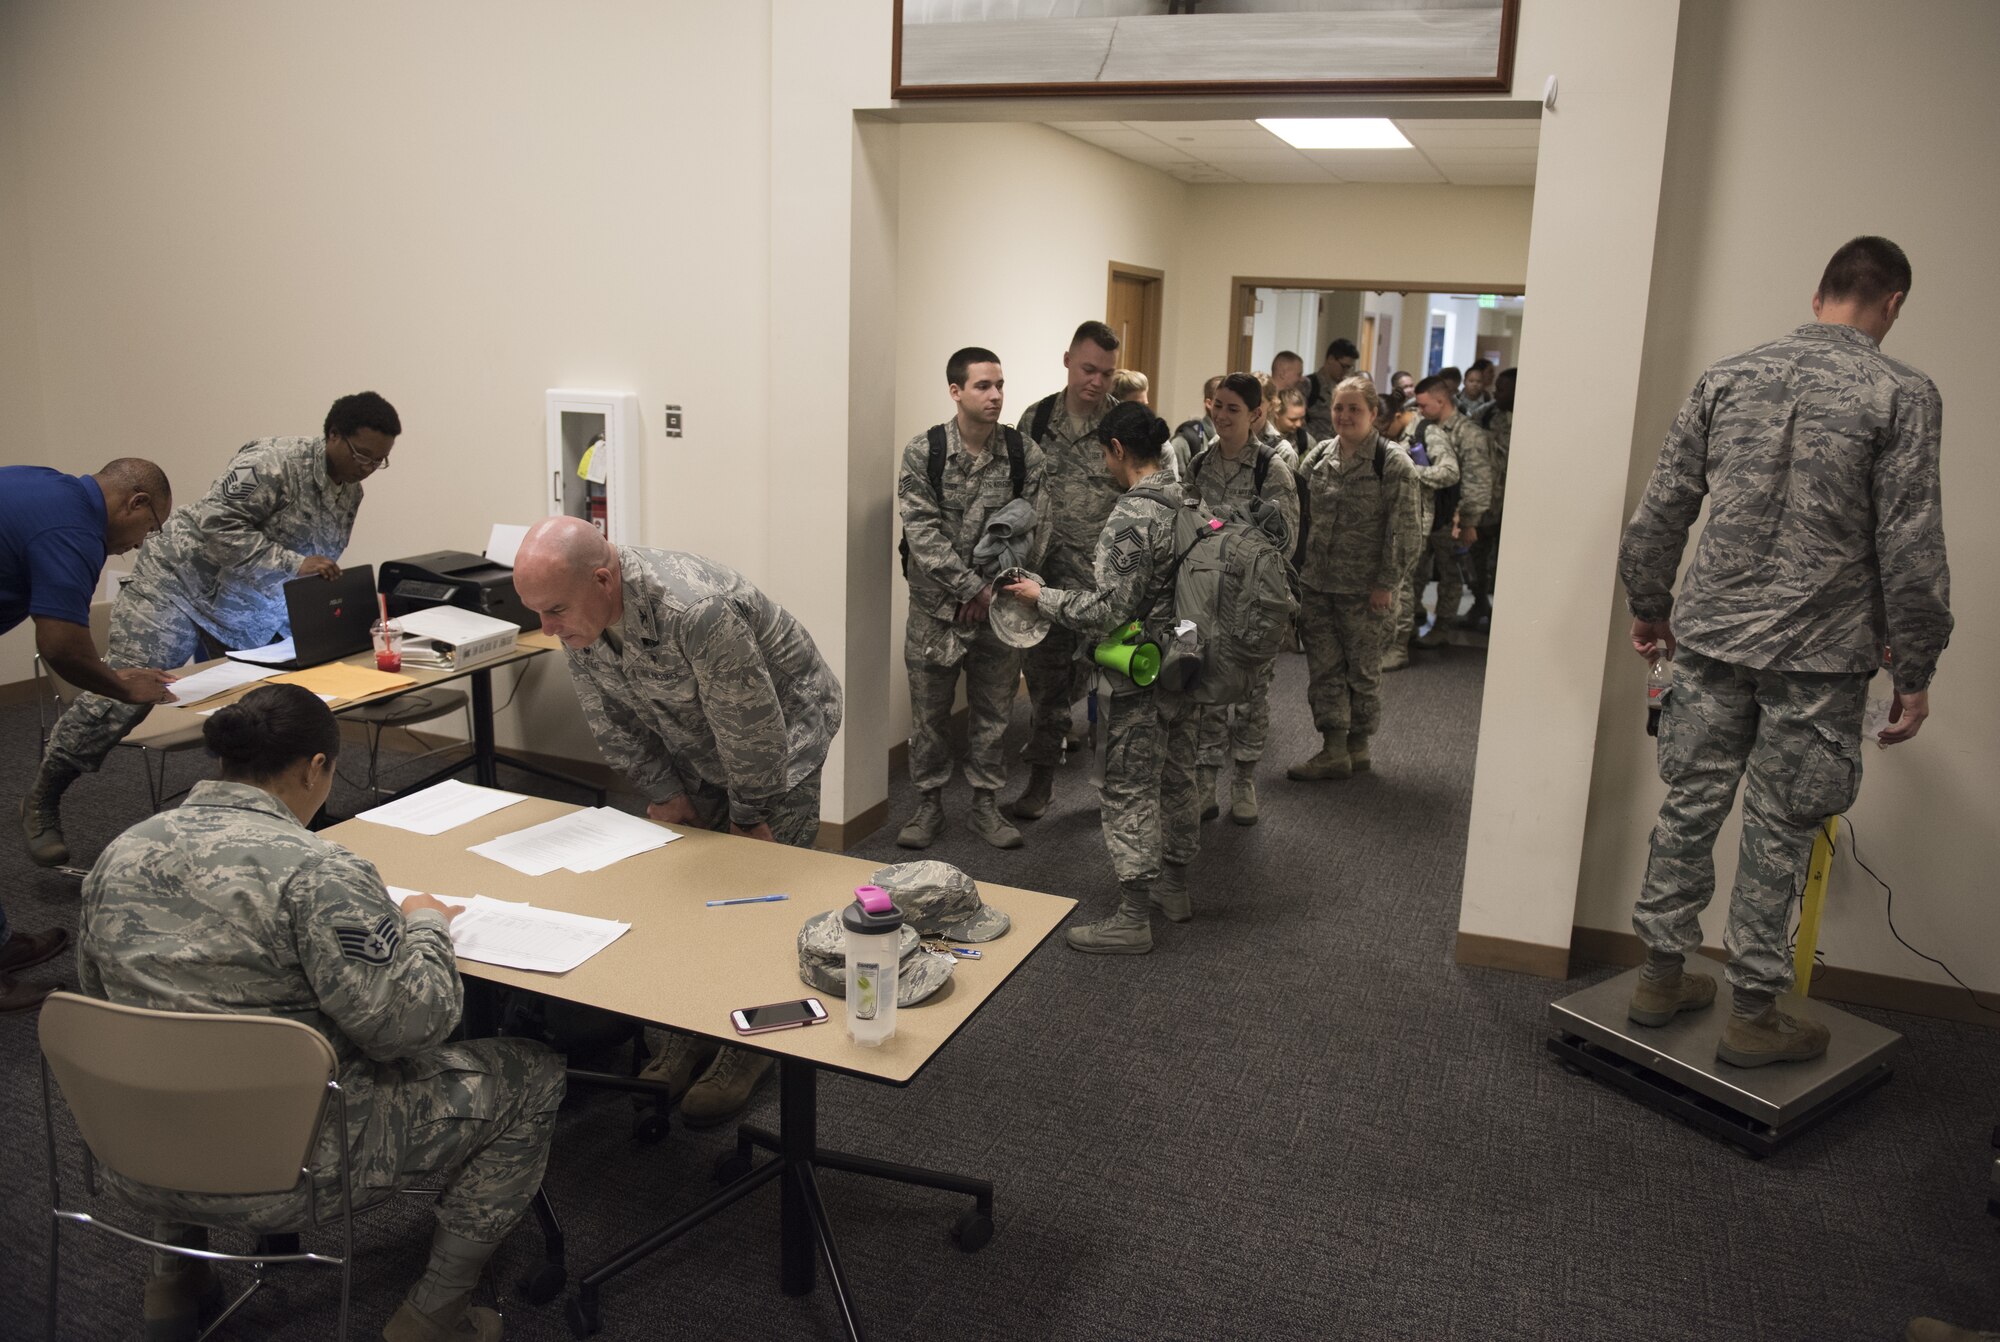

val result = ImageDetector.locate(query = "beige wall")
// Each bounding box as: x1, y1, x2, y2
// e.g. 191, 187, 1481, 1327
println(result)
1569, 0, 2000, 992
0, 0, 48, 679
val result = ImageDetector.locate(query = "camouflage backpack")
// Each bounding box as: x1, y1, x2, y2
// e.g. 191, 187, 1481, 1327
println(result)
1126, 482, 1297, 706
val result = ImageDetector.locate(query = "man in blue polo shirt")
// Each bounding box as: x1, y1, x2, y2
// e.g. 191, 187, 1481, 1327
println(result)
0, 456, 177, 1011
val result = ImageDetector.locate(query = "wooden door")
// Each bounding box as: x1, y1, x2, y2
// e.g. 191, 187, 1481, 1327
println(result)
1106, 263, 1164, 399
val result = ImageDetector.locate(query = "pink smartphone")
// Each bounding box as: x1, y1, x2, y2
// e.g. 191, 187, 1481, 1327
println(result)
731, 998, 829, 1035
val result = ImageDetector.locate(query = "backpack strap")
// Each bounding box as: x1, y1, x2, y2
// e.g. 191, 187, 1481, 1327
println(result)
1307, 372, 1323, 406
1252, 443, 1274, 498
1373, 440, 1387, 479
1002, 426, 1026, 499
1030, 394, 1057, 443
924, 423, 948, 500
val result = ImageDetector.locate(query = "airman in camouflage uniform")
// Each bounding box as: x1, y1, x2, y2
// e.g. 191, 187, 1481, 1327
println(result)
1411, 389, 1494, 648
1287, 380, 1421, 782
1184, 437, 1298, 825
514, 521, 843, 1123
80, 775, 562, 1341
1004, 405, 1199, 955
1008, 323, 1123, 825
1619, 238, 1951, 1067
898, 350, 1052, 852
26, 395, 397, 867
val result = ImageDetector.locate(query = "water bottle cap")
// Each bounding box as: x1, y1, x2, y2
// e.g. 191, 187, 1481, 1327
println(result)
854, 885, 894, 914
843, 889, 902, 935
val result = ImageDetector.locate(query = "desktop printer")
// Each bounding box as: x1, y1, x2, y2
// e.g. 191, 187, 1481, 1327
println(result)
379, 551, 537, 630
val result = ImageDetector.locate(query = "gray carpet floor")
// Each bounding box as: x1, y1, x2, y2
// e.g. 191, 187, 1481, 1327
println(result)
2, 643, 1996, 1341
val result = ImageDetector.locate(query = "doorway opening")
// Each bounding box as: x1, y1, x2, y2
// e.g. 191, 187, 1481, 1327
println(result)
1227, 279, 1525, 386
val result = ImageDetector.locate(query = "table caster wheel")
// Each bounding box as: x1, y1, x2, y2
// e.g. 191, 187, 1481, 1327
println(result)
519, 1262, 566, 1305
713, 1149, 752, 1184
565, 1292, 602, 1338
951, 1208, 993, 1252
633, 1112, 668, 1144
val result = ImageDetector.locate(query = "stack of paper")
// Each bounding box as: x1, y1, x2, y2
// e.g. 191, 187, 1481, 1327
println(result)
357, 780, 528, 835
468, 807, 680, 876
387, 887, 630, 973
227, 638, 298, 667
164, 660, 275, 707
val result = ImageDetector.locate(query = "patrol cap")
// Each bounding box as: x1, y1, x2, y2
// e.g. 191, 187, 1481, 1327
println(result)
988, 566, 1050, 649
796, 910, 954, 1006
870, 861, 1011, 943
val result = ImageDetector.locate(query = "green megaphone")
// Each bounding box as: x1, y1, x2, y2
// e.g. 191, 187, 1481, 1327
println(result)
1092, 621, 1160, 687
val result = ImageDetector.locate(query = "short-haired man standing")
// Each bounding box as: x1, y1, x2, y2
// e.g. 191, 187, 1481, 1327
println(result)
1386, 375, 1492, 666
1008, 320, 1122, 821
0, 456, 176, 1009
1270, 350, 1305, 395
1619, 236, 1950, 1066
1165, 374, 1223, 484
513, 516, 844, 1125
24, 392, 400, 866
1304, 338, 1362, 441
896, 347, 1051, 850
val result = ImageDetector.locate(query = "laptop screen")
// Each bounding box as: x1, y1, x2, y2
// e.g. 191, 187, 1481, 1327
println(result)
284, 563, 377, 665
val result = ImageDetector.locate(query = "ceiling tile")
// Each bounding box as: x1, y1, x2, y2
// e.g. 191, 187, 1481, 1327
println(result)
1224, 163, 1335, 184
1121, 119, 1267, 135
1061, 129, 1196, 163
1300, 155, 1446, 184
1047, 121, 1128, 132
1422, 144, 1539, 166
1397, 121, 1542, 149
1439, 163, 1538, 185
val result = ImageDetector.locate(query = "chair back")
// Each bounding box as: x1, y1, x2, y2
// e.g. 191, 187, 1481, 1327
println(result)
39, 992, 339, 1195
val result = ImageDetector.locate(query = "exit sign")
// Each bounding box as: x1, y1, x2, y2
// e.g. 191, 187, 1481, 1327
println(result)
1478, 293, 1498, 308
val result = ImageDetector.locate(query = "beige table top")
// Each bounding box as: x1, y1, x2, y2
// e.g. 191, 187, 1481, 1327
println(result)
327, 797, 1076, 1086
123, 632, 563, 746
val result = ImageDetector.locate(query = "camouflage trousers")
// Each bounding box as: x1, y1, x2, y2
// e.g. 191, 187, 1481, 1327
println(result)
905, 625, 1022, 793
1020, 624, 1084, 768
1196, 659, 1275, 770
1465, 518, 1501, 607
107, 1037, 566, 1244
1634, 649, 1868, 1001
1098, 685, 1201, 884
687, 770, 824, 849
44, 576, 225, 775
1298, 588, 1389, 737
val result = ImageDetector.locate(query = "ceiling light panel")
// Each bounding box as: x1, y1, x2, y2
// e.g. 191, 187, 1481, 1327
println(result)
1257, 118, 1412, 150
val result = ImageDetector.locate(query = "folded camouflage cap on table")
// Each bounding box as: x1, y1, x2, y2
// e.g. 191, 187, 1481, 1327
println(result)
796, 910, 954, 1006
870, 861, 1012, 943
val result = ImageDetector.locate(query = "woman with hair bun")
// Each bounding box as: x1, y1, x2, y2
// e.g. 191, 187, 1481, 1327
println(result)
1002, 401, 1203, 954
77, 683, 564, 1342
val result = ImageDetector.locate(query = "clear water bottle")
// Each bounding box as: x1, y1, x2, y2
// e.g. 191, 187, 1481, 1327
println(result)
842, 885, 902, 1047
1645, 656, 1672, 737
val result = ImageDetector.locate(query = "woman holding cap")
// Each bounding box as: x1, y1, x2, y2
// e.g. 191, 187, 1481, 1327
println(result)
1002, 401, 1201, 954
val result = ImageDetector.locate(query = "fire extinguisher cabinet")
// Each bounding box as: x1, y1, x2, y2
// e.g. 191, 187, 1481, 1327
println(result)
545, 389, 640, 543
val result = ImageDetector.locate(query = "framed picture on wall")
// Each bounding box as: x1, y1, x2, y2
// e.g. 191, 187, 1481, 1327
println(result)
891, 0, 1521, 100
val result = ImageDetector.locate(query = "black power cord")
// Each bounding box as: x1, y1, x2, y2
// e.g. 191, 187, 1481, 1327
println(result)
1839, 815, 2000, 1019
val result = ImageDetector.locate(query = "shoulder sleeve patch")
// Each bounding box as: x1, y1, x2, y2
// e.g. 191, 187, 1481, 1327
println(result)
334, 914, 401, 965
1106, 524, 1147, 575
221, 464, 261, 502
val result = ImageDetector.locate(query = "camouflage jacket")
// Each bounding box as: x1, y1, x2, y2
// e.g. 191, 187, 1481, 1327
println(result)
1295, 433, 1422, 595
1424, 411, 1496, 527
1187, 439, 1300, 555
1619, 321, 1951, 691
1480, 407, 1512, 519
899, 419, 1051, 662
1020, 392, 1117, 587
130, 437, 361, 648
78, 779, 460, 1067
1036, 476, 1179, 698
566, 546, 843, 826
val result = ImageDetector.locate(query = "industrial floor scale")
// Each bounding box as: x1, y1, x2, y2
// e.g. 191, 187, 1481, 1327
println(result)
1548, 820, 1902, 1157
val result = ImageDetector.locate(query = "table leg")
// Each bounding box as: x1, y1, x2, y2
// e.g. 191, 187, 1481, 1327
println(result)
794, 1161, 863, 1341
471, 669, 499, 787
778, 1058, 817, 1297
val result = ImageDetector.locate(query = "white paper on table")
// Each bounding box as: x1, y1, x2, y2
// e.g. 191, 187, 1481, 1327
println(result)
357, 780, 529, 836
485, 523, 530, 568
468, 807, 679, 876
384, 889, 628, 972
162, 660, 275, 706
226, 638, 298, 666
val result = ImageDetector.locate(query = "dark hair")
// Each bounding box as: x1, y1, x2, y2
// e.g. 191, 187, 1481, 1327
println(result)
1438, 365, 1463, 384
203, 683, 341, 780
1468, 358, 1495, 375
1095, 401, 1169, 462
1382, 391, 1408, 419
1213, 372, 1263, 417
1492, 367, 1517, 413
1325, 338, 1360, 361
1817, 235, 1911, 305
1272, 350, 1303, 370
325, 391, 402, 440
1414, 374, 1452, 398
96, 457, 172, 500
1202, 375, 1224, 398
946, 346, 1001, 388
1070, 320, 1120, 354
1390, 369, 1413, 384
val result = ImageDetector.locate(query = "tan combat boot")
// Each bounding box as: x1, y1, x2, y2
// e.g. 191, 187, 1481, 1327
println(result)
1066, 883, 1153, 955
1346, 733, 1371, 773
1228, 771, 1259, 825
679, 1046, 774, 1128
1626, 968, 1717, 1027
895, 790, 945, 849
1717, 1003, 1830, 1068
639, 1030, 718, 1098
1148, 862, 1192, 923
1286, 733, 1352, 781
1004, 766, 1055, 821
382, 1293, 503, 1341
1906, 1319, 2000, 1341
20, 760, 78, 867
967, 789, 1024, 849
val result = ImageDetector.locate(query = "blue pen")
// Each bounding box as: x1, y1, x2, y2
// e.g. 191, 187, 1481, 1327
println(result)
706, 894, 789, 908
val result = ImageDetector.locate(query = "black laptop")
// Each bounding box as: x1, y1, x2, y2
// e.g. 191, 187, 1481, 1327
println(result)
225, 564, 377, 671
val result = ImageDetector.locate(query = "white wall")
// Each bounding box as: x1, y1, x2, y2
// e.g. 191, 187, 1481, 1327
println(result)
1568, 0, 2000, 993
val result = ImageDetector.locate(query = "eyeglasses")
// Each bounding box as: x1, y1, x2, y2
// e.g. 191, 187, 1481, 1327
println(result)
342, 435, 392, 472
144, 497, 166, 534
